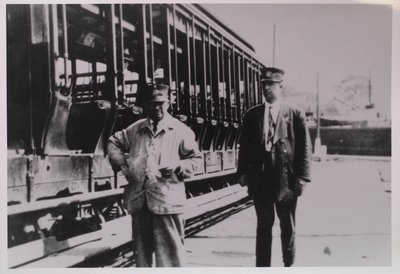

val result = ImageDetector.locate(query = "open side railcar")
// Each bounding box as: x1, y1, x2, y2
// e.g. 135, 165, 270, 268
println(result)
7, 3, 265, 267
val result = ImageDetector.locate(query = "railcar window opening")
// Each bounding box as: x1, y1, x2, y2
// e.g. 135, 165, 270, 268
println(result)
211, 37, 221, 120
200, 33, 219, 152
233, 50, 241, 123
115, 7, 136, 33
60, 4, 115, 153
64, 5, 107, 62
222, 43, 232, 122
254, 65, 260, 104
113, 8, 141, 105
214, 38, 232, 151
255, 64, 261, 104
144, 4, 170, 87
68, 59, 107, 103
175, 27, 190, 116
58, 4, 110, 102
169, 8, 179, 114
200, 31, 208, 118
218, 40, 227, 121
252, 65, 257, 107
186, 20, 194, 117
169, 5, 205, 115
171, 9, 187, 34
153, 4, 170, 86
228, 46, 234, 123
65, 58, 108, 153
145, 4, 154, 83
255, 64, 262, 105
204, 26, 213, 119
194, 25, 206, 117
243, 58, 250, 111
247, 62, 255, 108
188, 20, 197, 116
230, 47, 236, 122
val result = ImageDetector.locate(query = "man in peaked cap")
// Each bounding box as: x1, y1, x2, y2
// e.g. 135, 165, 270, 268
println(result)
238, 67, 312, 267
108, 84, 202, 267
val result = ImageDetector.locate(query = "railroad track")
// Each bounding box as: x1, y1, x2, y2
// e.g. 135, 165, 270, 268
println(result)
12, 184, 250, 268
74, 197, 253, 267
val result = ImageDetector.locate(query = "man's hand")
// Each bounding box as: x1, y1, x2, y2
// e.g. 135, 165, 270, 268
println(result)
120, 164, 129, 176
159, 165, 180, 179
294, 178, 307, 196
238, 174, 248, 187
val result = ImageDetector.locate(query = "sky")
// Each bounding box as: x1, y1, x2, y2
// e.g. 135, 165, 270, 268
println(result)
202, 3, 392, 114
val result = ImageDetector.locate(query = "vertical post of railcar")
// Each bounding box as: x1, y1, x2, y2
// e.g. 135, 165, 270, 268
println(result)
243, 53, 249, 110
255, 62, 259, 104
221, 37, 226, 120
164, 6, 172, 90
105, 4, 118, 102
61, 4, 69, 87
250, 57, 254, 107
207, 26, 213, 118
227, 44, 233, 123
149, 4, 155, 84
118, 4, 125, 99
258, 64, 261, 104
134, 4, 148, 106
202, 32, 208, 117
240, 52, 246, 116
141, 5, 148, 83
50, 5, 59, 92
185, 21, 192, 115
255, 62, 259, 105
51, 5, 59, 61
88, 156, 93, 192
172, 5, 180, 112
27, 6, 35, 200
257, 62, 262, 104
216, 40, 221, 120
232, 45, 237, 122
237, 54, 242, 121
191, 15, 198, 115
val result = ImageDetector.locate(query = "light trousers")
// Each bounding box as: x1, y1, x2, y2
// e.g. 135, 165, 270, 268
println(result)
131, 205, 186, 267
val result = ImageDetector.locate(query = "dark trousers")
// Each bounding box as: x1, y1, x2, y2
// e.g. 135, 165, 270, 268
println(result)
131, 205, 185, 267
254, 196, 297, 267
253, 151, 297, 267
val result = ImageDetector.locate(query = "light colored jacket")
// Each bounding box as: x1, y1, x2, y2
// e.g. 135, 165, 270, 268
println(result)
108, 114, 202, 214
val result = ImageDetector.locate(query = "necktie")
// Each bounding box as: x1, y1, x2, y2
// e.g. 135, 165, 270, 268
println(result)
266, 106, 274, 150
153, 121, 158, 133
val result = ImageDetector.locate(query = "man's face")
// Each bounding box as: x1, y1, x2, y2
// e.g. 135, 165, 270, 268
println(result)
146, 100, 169, 122
262, 81, 282, 104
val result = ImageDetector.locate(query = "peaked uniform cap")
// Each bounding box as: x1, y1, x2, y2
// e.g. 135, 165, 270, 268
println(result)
144, 84, 169, 102
261, 67, 285, 83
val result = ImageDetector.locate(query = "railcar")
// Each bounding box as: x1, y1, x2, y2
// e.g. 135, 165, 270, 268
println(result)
7, 3, 265, 267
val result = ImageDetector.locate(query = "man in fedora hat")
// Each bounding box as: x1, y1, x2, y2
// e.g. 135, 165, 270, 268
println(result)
108, 84, 202, 267
238, 67, 312, 267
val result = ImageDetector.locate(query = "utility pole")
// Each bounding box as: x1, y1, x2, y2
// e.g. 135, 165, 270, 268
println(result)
314, 71, 326, 161
272, 24, 276, 67
316, 71, 320, 140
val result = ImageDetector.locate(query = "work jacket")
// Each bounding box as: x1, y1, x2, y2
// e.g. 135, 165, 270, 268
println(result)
108, 114, 202, 214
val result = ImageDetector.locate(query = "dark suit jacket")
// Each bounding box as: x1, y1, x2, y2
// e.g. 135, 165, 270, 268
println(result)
237, 103, 312, 201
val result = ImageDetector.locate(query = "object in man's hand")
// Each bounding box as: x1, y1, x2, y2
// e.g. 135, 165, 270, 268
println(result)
159, 166, 174, 178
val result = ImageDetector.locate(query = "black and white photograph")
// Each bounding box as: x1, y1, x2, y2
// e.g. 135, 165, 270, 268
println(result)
2, 0, 400, 272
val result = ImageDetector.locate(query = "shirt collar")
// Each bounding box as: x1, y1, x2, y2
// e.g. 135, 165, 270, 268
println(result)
264, 100, 281, 111
141, 113, 176, 132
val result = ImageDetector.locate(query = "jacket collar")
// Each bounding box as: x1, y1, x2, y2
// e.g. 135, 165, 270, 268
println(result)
140, 113, 176, 133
